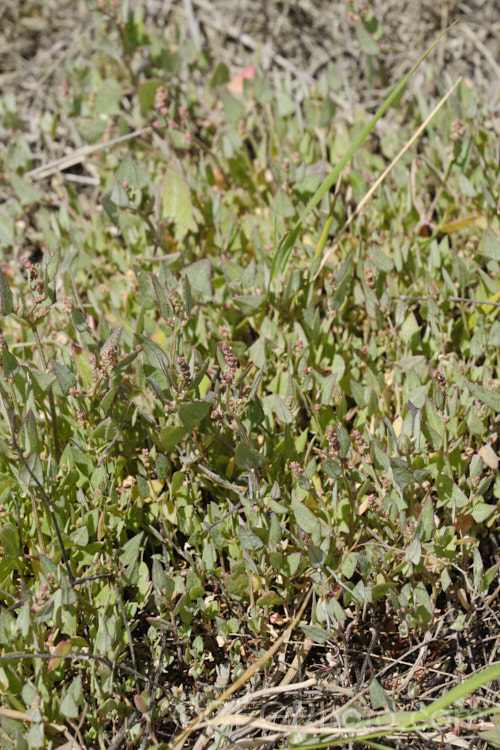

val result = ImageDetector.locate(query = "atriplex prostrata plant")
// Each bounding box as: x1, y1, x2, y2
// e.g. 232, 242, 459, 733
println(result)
0, 5, 499, 748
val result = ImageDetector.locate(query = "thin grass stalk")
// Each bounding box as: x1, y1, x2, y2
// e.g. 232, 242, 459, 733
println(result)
270, 24, 456, 283
314, 76, 463, 279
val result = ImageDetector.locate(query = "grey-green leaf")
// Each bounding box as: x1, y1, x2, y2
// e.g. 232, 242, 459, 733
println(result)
0, 270, 13, 316
235, 442, 267, 469
464, 380, 500, 412
179, 401, 211, 432
51, 361, 76, 396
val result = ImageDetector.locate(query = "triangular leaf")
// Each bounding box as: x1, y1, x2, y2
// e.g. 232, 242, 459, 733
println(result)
464, 380, 500, 412
235, 442, 267, 469
179, 401, 211, 432
0, 270, 13, 316
182, 259, 212, 298
390, 458, 414, 489
157, 159, 197, 232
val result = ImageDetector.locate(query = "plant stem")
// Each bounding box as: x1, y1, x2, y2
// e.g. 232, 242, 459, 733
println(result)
30, 322, 61, 461
31, 494, 46, 555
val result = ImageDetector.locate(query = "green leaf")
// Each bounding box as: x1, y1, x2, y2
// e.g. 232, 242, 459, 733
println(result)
116, 153, 140, 188
135, 334, 170, 371
337, 425, 350, 456
471, 502, 496, 523
72, 345, 93, 389
157, 159, 197, 232
321, 458, 342, 479
435, 474, 469, 508
108, 181, 131, 209
291, 500, 318, 535
278, 552, 301, 577
238, 526, 265, 551
248, 366, 264, 401
60, 691, 79, 718
101, 325, 123, 355
138, 79, 163, 116
68, 445, 93, 477
226, 572, 250, 599
414, 583, 432, 624
220, 91, 245, 123
328, 597, 346, 623
102, 192, 120, 224
403, 400, 421, 448
28, 722, 44, 748
369, 679, 391, 711
319, 96, 336, 127
273, 394, 293, 424
256, 591, 282, 607
405, 538, 421, 565
390, 458, 414, 489
160, 426, 186, 451
341, 553, 357, 579
92, 417, 121, 442
18, 453, 44, 488
9, 173, 44, 205
27, 365, 55, 393
179, 401, 210, 432
20, 408, 39, 454
76, 117, 108, 143
210, 62, 230, 87
0, 270, 13, 316
2, 349, 19, 377
300, 625, 331, 644
151, 274, 171, 321
184, 275, 192, 316
421, 497, 435, 541
356, 24, 380, 56
479, 730, 500, 749
71, 307, 88, 332
479, 227, 500, 261
0, 522, 19, 558
119, 532, 144, 566
235, 442, 267, 469
152, 559, 167, 594
136, 475, 150, 499
133, 264, 154, 306
51, 361, 76, 396
0, 214, 14, 246
182, 259, 212, 299
41, 246, 60, 283
94, 79, 122, 115
233, 295, 265, 316
464, 380, 500, 412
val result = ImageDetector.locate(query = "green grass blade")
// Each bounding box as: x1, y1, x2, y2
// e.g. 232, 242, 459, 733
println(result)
409, 661, 500, 724
269, 25, 454, 284
289, 663, 500, 750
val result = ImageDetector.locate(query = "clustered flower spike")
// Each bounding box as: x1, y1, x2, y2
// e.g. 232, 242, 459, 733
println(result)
177, 356, 190, 383
327, 425, 341, 454
220, 342, 239, 387
21, 257, 44, 297
221, 342, 239, 370
351, 429, 368, 456
432, 369, 447, 400
290, 461, 304, 476
155, 86, 168, 116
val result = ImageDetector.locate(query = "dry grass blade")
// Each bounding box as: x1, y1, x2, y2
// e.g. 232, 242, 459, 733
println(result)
25, 126, 152, 180
200, 712, 397, 737
270, 24, 457, 282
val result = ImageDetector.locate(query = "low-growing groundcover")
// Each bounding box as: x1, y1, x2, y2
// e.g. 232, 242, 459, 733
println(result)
0, 3, 500, 749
